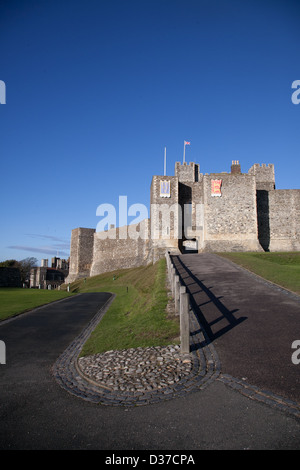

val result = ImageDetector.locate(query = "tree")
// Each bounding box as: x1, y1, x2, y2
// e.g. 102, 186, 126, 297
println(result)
0, 259, 18, 268
0, 257, 38, 283
18, 257, 38, 283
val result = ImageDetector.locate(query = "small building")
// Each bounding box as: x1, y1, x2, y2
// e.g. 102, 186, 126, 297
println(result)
30, 266, 65, 289
51, 257, 69, 273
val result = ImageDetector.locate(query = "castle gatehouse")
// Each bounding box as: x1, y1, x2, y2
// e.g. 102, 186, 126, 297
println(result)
66, 160, 300, 282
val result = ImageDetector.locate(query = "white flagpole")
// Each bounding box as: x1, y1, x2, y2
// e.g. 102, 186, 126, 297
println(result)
164, 147, 166, 175
183, 141, 186, 163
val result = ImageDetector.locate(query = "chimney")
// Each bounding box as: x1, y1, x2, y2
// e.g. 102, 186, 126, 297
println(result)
231, 160, 241, 174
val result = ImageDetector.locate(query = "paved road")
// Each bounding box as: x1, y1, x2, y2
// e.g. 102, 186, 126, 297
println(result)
172, 253, 300, 404
0, 287, 300, 450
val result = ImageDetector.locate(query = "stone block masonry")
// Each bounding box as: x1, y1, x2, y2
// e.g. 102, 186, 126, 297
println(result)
202, 173, 262, 252
67, 228, 95, 283
66, 160, 300, 283
90, 221, 152, 277
268, 190, 300, 251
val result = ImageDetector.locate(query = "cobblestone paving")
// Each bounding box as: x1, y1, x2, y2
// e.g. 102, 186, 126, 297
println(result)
78, 345, 193, 392
52, 303, 221, 406
52, 262, 300, 417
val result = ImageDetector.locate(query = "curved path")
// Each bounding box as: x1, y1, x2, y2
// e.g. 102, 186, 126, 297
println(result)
0, 284, 300, 449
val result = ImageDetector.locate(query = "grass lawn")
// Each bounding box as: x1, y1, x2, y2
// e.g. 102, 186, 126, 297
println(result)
64, 258, 180, 356
0, 288, 75, 321
218, 251, 300, 295
0, 259, 179, 356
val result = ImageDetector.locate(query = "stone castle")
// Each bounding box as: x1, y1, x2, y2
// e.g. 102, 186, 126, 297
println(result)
66, 160, 300, 283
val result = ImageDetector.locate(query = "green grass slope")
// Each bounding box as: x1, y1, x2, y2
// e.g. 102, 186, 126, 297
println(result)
218, 252, 300, 295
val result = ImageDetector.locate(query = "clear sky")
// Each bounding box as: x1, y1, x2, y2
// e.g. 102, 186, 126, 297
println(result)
1, 0, 300, 264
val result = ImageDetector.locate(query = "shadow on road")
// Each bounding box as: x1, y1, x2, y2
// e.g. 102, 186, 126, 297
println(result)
172, 255, 247, 344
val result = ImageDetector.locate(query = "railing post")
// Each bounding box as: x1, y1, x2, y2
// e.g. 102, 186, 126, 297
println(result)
165, 252, 170, 270
180, 292, 190, 354
169, 263, 173, 285
180, 285, 186, 295
171, 267, 175, 295
174, 275, 180, 314
0, 340, 6, 365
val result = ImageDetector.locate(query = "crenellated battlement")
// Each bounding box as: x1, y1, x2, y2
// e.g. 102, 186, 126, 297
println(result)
175, 161, 200, 182
248, 163, 275, 171
248, 163, 275, 190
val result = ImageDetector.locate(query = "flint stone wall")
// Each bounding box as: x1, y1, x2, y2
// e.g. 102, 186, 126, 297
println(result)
202, 173, 262, 252
268, 189, 300, 251
90, 221, 152, 277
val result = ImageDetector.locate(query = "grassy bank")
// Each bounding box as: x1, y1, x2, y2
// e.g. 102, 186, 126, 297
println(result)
0, 288, 75, 321
73, 259, 180, 356
0, 259, 179, 355
218, 251, 300, 295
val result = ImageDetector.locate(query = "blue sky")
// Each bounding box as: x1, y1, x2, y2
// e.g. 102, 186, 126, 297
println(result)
1, 0, 299, 264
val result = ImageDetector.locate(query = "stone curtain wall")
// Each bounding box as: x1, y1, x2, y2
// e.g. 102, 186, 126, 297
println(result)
202, 173, 262, 252
90, 221, 151, 277
268, 190, 300, 251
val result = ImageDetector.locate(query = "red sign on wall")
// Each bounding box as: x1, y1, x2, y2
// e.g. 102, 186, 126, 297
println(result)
211, 179, 222, 197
